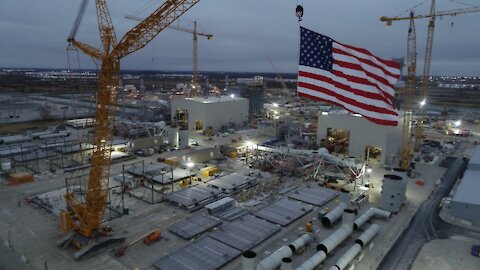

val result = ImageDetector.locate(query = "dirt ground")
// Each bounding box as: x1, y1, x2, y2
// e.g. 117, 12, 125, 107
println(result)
411, 239, 480, 270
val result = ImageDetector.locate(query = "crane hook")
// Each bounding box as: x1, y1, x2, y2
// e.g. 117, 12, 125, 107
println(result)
296, 5, 304, 21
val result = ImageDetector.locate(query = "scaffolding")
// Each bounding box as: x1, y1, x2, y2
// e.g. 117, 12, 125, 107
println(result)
64, 172, 125, 221
120, 160, 171, 205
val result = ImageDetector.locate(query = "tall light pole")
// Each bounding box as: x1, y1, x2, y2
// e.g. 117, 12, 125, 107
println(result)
186, 162, 194, 184
245, 141, 253, 166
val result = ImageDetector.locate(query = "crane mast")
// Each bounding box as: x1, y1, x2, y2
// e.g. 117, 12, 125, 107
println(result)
62, 0, 201, 242
380, 0, 480, 154
125, 15, 213, 95
414, 0, 435, 151
399, 12, 417, 170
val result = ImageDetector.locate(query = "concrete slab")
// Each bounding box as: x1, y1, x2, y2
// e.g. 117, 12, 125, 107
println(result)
152, 236, 241, 270
288, 184, 340, 206
166, 185, 222, 211
253, 198, 313, 226
411, 239, 480, 270
168, 215, 222, 240
206, 173, 256, 194
152, 167, 191, 184
208, 214, 280, 251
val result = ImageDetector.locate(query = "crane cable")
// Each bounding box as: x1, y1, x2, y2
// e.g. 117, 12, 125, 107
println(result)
394, 0, 429, 18
69, 0, 89, 41
115, 0, 163, 28
447, 0, 480, 8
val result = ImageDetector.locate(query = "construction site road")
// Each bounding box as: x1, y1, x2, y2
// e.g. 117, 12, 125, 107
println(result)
379, 157, 480, 270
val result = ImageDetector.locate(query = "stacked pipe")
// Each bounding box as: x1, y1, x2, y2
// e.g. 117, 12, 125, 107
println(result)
280, 257, 293, 270
353, 207, 391, 230
242, 251, 257, 270
328, 224, 380, 270
256, 234, 312, 270
296, 209, 355, 270
321, 202, 347, 227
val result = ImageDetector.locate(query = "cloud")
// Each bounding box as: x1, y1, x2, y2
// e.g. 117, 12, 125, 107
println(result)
0, 0, 479, 75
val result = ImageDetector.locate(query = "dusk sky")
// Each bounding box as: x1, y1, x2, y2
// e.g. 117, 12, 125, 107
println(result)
0, 0, 479, 75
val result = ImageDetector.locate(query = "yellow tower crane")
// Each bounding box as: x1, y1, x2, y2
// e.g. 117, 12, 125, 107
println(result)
59, 0, 201, 260
380, 0, 480, 153
126, 15, 213, 95
399, 12, 417, 171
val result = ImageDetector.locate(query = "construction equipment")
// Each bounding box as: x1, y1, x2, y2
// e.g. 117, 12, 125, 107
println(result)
66, 0, 89, 72
399, 12, 417, 171
59, 0, 201, 260
126, 15, 212, 93
143, 230, 162, 245
380, 3, 480, 25
112, 229, 161, 257
381, 1, 480, 151
269, 59, 289, 93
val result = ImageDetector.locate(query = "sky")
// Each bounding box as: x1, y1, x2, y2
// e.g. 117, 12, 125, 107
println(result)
0, 0, 479, 75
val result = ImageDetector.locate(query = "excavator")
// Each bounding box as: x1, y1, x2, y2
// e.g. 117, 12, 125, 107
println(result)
57, 0, 201, 260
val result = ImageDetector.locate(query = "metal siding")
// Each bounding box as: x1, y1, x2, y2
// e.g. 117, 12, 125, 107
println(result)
288, 185, 340, 206
208, 214, 280, 251
253, 198, 313, 226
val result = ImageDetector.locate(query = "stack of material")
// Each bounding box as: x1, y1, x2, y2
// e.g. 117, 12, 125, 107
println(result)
8, 172, 34, 186
201, 166, 220, 177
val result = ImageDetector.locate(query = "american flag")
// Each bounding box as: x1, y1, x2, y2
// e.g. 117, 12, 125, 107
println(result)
297, 27, 401, 126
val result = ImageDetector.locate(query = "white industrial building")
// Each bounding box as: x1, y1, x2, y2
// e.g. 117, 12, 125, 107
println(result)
450, 146, 480, 225
170, 96, 249, 132
317, 111, 403, 165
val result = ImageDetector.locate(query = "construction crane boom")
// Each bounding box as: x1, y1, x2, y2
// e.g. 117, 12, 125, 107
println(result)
414, 0, 436, 151
381, 0, 480, 153
125, 15, 213, 38
125, 14, 212, 90
113, 0, 200, 59
399, 12, 417, 170
68, 0, 89, 41
62, 0, 201, 249
380, 6, 480, 25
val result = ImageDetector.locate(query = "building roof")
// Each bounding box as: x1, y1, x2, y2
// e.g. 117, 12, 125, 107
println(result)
187, 95, 247, 104
452, 169, 480, 206
469, 145, 480, 167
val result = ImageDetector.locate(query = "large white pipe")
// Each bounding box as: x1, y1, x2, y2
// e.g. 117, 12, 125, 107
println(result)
280, 257, 293, 270
331, 243, 362, 270
317, 209, 355, 254
288, 234, 312, 253
257, 234, 312, 270
242, 251, 257, 270
342, 209, 356, 228
353, 207, 391, 230
321, 202, 347, 227
317, 225, 352, 254
355, 224, 379, 247
297, 210, 355, 270
295, 250, 326, 270
329, 224, 380, 270
256, 246, 292, 270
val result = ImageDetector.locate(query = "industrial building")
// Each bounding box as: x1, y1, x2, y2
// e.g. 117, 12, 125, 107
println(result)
170, 95, 249, 132
450, 146, 480, 225
317, 111, 403, 165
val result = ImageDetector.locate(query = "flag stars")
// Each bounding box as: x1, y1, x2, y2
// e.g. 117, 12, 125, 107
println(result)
299, 28, 333, 71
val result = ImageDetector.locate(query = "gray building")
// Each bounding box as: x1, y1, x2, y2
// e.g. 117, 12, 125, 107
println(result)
450, 146, 480, 225
468, 145, 480, 171
317, 111, 403, 165
450, 169, 480, 225
170, 96, 249, 132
